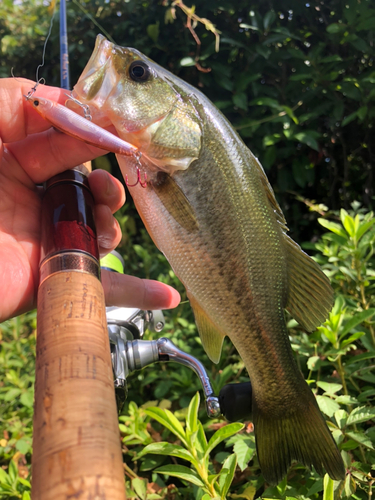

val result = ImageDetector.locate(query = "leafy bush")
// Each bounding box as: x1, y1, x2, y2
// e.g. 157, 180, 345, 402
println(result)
1, 0, 374, 237
1, 205, 375, 499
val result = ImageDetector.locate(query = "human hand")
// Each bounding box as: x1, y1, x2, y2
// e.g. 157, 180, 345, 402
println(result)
0, 78, 180, 322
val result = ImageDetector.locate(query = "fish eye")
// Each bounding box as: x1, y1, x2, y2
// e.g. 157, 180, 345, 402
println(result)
33, 99, 39, 107
129, 61, 150, 82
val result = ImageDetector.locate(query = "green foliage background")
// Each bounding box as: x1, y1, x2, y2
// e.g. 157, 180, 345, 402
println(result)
0, 1, 374, 499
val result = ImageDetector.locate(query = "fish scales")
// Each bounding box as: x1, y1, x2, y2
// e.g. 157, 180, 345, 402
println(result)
73, 35, 345, 484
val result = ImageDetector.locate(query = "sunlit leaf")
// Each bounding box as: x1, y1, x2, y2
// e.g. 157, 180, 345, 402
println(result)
204, 423, 244, 459
339, 309, 375, 337
233, 437, 256, 471
145, 407, 187, 446
219, 453, 237, 499
155, 464, 205, 487
323, 474, 334, 500
318, 219, 347, 237
132, 478, 147, 500
137, 441, 195, 464
346, 406, 375, 426
345, 431, 374, 450
316, 381, 342, 395
316, 396, 340, 417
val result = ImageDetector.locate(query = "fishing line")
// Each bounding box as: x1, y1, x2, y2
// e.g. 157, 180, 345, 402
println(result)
13, 2, 57, 97
71, 0, 116, 44
35, 1, 57, 84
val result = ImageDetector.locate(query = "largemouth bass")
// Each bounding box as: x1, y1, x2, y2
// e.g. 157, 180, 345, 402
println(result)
73, 35, 345, 484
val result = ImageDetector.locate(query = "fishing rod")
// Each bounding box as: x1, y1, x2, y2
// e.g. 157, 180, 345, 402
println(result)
31, 2, 125, 498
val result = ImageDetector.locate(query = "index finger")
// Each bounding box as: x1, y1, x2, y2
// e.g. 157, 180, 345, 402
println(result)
0, 78, 108, 183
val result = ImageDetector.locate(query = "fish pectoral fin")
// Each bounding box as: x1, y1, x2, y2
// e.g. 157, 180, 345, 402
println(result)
188, 293, 225, 363
285, 235, 334, 331
151, 172, 199, 233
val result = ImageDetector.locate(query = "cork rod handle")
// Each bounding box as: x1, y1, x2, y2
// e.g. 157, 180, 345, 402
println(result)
32, 271, 125, 499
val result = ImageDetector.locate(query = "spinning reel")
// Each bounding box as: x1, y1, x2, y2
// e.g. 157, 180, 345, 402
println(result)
102, 251, 253, 422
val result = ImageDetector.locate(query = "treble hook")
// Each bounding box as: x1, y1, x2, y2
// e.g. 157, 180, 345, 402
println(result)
64, 92, 92, 121
125, 167, 148, 188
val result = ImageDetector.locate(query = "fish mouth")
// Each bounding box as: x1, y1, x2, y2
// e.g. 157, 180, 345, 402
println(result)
72, 35, 121, 113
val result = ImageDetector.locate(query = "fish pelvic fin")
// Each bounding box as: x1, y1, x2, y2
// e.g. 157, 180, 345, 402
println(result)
253, 383, 345, 485
188, 293, 226, 363
285, 235, 334, 331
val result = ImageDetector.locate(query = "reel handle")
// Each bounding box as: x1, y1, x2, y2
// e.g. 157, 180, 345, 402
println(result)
219, 382, 253, 422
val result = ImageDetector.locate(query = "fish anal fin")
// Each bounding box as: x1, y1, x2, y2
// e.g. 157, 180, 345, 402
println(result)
151, 172, 199, 233
285, 235, 334, 332
254, 381, 345, 485
188, 293, 225, 363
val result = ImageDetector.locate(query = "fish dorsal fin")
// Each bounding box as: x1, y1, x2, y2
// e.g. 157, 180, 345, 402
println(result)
285, 235, 334, 331
188, 293, 226, 363
252, 156, 288, 231
151, 172, 199, 233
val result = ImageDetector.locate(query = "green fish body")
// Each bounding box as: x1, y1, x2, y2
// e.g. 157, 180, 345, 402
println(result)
73, 35, 345, 484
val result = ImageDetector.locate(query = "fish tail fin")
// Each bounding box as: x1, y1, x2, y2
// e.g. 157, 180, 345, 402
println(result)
253, 384, 345, 485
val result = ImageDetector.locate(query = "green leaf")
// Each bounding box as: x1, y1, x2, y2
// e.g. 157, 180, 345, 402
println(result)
233, 437, 256, 471
204, 423, 244, 459
335, 395, 359, 405
316, 396, 340, 417
307, 356, 322, 371
294, 132, 319, 151
342, 111, 358, 126
318, 219, 347, 237
196, 421, 208, 454
316, 381, 342, 395
3, 388, 22, 401
340, 209, 355, 236
15, 438, 31, 455
132, 478, 147, 500
335, 410, 348, 429
346, 406, 375, 426
357, 16, 375, 30
138, 442, 195, 464
345, 431, 374, 450
146, 22, 159, 43
145, 407, 187, 446
231, 484, 257, 500
318, 326, 337, 345
186, 392, 200, 436
22, 492, 31, 500
263, 11, 276, 30
233, 92, 248, 111
339, 309, 375, 337
8, 460, 18, 483
20, 390, 34, 408
346, 351, 375, 365
340, 331, 365, 348
219, 453, 237, 499
356, 219, 375, 241
281, 105, 299, 124
326, 23, 344, 33
155, 464, 205, 487
323, 474, 334, 500
0, 468, 10, 484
